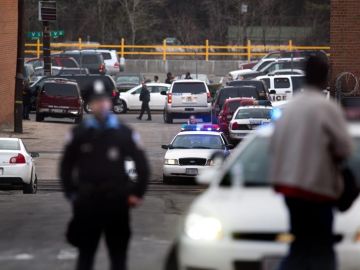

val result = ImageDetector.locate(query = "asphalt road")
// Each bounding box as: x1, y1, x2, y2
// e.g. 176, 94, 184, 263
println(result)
0, 113, 203, 270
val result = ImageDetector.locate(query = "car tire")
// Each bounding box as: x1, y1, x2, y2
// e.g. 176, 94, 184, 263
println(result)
23, 174, 37, 194
113, 100, 127, 114
84, 103, 92, 114
35, 113, 44, 122
74, 115, 83, 124
163, 175, 173, 184
164, 111, 173, 124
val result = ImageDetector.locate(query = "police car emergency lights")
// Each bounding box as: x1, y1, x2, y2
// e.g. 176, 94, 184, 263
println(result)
181, 124, 221, 132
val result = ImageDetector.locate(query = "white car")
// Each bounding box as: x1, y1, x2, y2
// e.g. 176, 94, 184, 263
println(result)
178, 124, 360, 270
229, 106, 272, 141
162, 128, 233, 183
0, 138, 39, 194
114, 83, 170, 113
80, 49, 120, 75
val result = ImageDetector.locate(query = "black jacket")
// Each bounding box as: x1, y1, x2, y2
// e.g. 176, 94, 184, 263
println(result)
60, 115, 149, 202
139, 86, 150, 103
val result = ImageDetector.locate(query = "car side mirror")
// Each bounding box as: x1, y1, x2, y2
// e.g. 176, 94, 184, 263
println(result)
269, 90, 276, 95
30, 152, 40, 158
227, 144, 234, 150
161, 144, 169, 149
160, 90, 167, 96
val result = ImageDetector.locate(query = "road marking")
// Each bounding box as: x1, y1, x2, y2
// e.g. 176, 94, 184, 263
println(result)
57, 249, 78, 260
141, 236, 171, 245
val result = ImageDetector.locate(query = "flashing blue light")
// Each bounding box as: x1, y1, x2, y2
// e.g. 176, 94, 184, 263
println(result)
271, 108, 283, 121
181, 124, 221, 132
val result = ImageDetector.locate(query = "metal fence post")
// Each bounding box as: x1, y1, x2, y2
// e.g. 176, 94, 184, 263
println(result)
247, 39, 252, 62
78, 37, 82, 50
163, 39, 167, 61
205, 39, 209, 61
289, 40, 293, 51
121, 38, 125, 58
36, 39, 40, 58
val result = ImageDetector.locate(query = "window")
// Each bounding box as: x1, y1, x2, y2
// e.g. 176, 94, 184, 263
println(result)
171, 134, 223, 149
0, 140, 20, 150
101, 53, 112, 60
291, 76, 305, 93
261, 78, 271, 89
116, 76, 140, 85
219, 88, 239, 106
274, 78, 290, 89
44, 83, 79, 97
59, 58, 78, 68
235, 108, 272, 119
132, 87, 142, 95
82, 55, 99, 64
256, 61, 274, 71
172, 82, 207, 94
149, 86, 161, 93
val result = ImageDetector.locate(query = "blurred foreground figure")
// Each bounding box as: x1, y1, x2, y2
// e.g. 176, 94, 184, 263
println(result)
270, 56, 352, 270
60, 80, 149, 270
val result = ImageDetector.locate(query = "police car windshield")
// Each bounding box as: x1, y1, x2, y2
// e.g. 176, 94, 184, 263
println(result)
44, 83, 78, 97
220, 136, 360, 188
235, 108, 272, 119
172, 134, 223, 149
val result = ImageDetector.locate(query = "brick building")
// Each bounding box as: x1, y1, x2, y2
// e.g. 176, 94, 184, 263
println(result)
330, 0, 360, 82
0, 1, 18, 130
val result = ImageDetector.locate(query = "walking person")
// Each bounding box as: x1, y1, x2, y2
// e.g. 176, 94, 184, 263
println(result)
60, 80, 150, 270
269, 56, 353, 270
137, 82, 151, 121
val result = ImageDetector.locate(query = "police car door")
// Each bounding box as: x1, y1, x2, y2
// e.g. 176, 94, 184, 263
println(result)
270, 77, 292, 102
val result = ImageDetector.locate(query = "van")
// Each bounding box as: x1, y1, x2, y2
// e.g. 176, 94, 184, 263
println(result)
58, 51, 106, 74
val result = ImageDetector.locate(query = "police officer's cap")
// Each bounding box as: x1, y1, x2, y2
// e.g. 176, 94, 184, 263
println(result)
86, 80, 111, 102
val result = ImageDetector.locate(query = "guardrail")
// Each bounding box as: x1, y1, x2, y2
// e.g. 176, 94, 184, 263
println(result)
24, 38, 330, 62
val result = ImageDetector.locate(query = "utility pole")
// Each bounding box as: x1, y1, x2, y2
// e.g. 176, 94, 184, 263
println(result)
14, 0, 25, 133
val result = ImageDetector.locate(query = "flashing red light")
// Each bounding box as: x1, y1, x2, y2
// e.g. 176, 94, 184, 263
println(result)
9, 154, 26, 164
231, 122, 240, 130
112, 90, 117, 97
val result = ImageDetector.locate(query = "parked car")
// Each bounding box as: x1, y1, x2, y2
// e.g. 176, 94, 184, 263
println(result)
57, 67, 89, 75
26, 56, 79, 69
36, 78, 84, 123
57, 51, 106, 74
162, 80, 212, 124
115, 83, 170, 114
114, 73, 146, 92
212, 85, 269, 119
226, 79, 269, 97
228, 59, 277, 81
0, 138, 39, 194
80, 49, 119, 75
217, 98, 256, 135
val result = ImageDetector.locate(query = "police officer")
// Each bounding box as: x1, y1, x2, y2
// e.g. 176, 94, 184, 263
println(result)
137, 82, 151, 121
60, 80, 149, 270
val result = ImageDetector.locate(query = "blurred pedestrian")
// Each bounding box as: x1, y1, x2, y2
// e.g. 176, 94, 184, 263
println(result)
60, 79, 149, 270
137, 82, 151, 121
187, 115, 197, 125
270, 56, 353, 270
165, 72, 173, 84
22, 80, 31, 120
153, 75, 159, 83
184, 72, 192, 80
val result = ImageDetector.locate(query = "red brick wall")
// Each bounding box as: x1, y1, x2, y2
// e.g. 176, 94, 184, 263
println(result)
330, 0, 360, 82
0, 1, 17, 130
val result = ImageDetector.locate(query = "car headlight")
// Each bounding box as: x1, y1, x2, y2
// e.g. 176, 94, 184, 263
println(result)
185, 213, 223, 241
164, 159, 179, 165
206, 159, 215, 166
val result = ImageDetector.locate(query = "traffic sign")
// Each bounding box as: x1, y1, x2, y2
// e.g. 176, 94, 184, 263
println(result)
27, 30, 64, 40
38, 1, 57, 21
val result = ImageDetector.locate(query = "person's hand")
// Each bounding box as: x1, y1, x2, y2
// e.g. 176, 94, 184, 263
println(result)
128, 195, 142, 208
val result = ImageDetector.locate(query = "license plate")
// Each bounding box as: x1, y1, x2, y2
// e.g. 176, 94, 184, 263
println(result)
51, 109, 64, 113
0, 168, 3, 175
185, 108, 194, 111
262, 256, 283, 270
249, 119, 263, 125
186, 168, 198, 176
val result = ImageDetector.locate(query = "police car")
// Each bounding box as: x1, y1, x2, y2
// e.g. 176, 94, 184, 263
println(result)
161, 125, 233, 183
229, 106, 272, 142
178, 123, 360, 270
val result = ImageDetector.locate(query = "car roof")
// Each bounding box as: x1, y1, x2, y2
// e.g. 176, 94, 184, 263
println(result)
176, 131, 222, 136
0, 138, 20, 141
224, 97, 254, 103
237, 105, 272, 110
116, 73, 142, 76
43, 78, 78, 86
173, 79, 205, 83
256, 74, 305, 80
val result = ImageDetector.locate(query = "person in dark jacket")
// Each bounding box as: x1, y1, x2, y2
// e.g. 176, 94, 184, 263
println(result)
22, 80, 31, 120
60, 79, 150, 270
137, 82, 151, 121
165, 72, 173, 84
184, 72, 192, 79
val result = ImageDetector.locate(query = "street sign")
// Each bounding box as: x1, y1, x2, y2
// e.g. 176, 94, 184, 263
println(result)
38, 1, 57, 21
27, 30, 64, 40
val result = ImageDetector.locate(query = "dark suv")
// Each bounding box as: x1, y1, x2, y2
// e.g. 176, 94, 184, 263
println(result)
36, 78, 83, 123
57, 51, 106, 74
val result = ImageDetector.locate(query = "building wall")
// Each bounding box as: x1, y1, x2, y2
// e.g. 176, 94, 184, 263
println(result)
0, 1, 17, 130
330, 0, 360, 82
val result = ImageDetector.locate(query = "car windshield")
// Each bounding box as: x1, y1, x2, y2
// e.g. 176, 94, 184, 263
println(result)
220, 136, 360, 188
172, 82, 206, 94
0, 140, 20, 150
116, 76, 140, 84
44, 83, 78, 97
171, 134, 223, 149
235, 108, 272, 119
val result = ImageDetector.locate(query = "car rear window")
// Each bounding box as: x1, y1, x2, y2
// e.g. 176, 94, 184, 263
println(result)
228, 101, 242, 113
44, 83, 79, 97
291, 76, 306, 93
82, 55, 100, 64
219, 88, 239, 106
172, 82, 207, 94
101, 53, 112, 60
0, 140, 20, 150
274, 78, 291, 88
235, 108, 272, 119
59, 58, 78, 68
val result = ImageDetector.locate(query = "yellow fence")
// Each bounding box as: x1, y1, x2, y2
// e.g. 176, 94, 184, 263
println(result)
24, 38, 330, 62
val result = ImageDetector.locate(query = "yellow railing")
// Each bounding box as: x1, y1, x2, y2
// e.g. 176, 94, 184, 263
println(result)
24, 38, 330, 62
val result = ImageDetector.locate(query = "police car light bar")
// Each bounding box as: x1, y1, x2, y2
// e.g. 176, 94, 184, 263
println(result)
181, 124, 221, 132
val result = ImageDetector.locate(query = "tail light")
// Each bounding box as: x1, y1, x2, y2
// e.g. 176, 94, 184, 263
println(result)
231, 122, 240, 130
167, 93, 172, 104
207, 92, 212, 103
9, 154, 26, 164
99, 64, 105, 73
114, 62, 120, 68
112, 90, 117, 97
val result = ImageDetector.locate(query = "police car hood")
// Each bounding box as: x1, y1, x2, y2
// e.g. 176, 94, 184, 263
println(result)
165, 149, 220, 160
229, 69, 254, 78
188, 187, 360, 237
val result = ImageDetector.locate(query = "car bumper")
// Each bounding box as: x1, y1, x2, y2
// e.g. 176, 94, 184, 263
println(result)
229, 130, 253, 140
179, 236, 360, 270
163, 165, 209, 178
38, 108, 82, 118
0, 164, 30, 184
165, 105, 212, 114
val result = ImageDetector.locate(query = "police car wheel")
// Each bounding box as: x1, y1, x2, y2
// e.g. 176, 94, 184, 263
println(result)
164, 111, 173, 124
35, 113, 44, 122
113, 100, 127, 114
